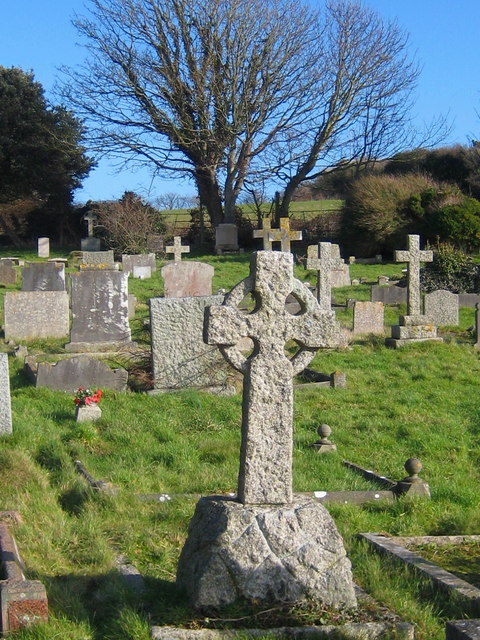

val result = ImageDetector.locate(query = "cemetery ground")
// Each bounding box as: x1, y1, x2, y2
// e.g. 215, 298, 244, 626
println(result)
0, 250, 480, 639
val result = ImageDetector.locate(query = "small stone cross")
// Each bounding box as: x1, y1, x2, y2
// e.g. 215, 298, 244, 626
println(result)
395, 234, 433, 316
205, 251, 341, 505
253, 219, 272, 250
268, 218, 302, 253
306, 242, 332, 311
83, 211, 98, 238
166, 236, 190, 262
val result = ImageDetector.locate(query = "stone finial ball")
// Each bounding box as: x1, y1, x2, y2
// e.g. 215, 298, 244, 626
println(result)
317, 424, 332, 438
404, 457, 422, 477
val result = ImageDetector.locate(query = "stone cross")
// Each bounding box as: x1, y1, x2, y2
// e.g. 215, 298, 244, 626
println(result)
166, 236, 190, 262
205, 251, 341, 505
83, 211, 97, 238
306, 242, 332, 311
252, 219, 272, 250
395, 234, 433, 316
268, 218, 302, 252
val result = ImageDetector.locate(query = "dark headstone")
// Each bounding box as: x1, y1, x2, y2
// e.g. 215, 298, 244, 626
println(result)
21, 262, 65, 291
371, 284, 407, 304
30, 355, 128, 391
0, 262, 17, 285
458, 293, 480, 308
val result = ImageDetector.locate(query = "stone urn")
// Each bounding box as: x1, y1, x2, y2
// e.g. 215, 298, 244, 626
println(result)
75, 404, 102, 423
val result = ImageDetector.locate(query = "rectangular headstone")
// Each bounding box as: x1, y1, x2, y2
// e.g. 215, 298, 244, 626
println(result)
132, 265, 152, 279
371, 284, 408, 304
31, 355, 128, 391
122, 253, 156, 274
4, 292, 69, 340
458, 293, 480, 308
37, 237, 50, 258
161, 262, 214, 297
215, 224, 239, 252
0, 354, 12, 434
21, 262, 66, 291
353, 301, 385, 335
0, 262, 16, 286
81, 237, 101, 251
149, 294, 230, 391
80, 250, 115, 267
67, 271, 131, 351
146, 234, 165, 253
424, 289, 459, 326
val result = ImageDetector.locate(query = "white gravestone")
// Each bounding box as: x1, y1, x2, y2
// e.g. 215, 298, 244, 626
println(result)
37, 237, 50, 258
0, 354, 12, 434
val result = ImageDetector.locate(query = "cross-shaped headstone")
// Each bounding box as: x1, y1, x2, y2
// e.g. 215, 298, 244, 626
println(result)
253, 219, 272, 250
83, 211, 98, 238
166, 236, 190, 262
268, 218, 302, 253
306, 242, 333, 311
395, 234, 433, 316
205, 251, 341, 505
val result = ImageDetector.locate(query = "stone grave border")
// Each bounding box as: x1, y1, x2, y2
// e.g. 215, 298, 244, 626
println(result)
360, 533, 480, 640
0, 521, 49, 632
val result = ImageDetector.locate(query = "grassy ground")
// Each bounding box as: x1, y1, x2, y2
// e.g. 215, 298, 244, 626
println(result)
1, 250, 480, 639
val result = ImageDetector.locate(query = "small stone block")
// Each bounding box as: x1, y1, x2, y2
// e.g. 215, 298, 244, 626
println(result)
312, 442, 337, 453
330, 371, 347, 388
75, 405, 102, 423
446, 620, 480, 640
394, 481, 431, 498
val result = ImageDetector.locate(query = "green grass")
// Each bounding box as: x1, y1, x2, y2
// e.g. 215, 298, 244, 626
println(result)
1, 249, 480, 639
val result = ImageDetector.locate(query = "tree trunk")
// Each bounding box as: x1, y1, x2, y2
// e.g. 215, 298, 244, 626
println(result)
194, 168, 224, 228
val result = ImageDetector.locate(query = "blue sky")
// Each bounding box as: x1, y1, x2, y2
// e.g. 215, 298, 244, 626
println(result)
0, 0, 478, 203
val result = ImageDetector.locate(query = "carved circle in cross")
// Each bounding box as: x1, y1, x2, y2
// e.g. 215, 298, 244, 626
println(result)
217, 275, 321, 375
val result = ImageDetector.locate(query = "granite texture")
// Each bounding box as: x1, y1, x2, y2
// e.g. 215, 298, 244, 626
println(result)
352, 301, 384, 335
424, 289, 459, 326
4, 291, 69, 340
176, 495, 357, 610
394, 234, 433, 316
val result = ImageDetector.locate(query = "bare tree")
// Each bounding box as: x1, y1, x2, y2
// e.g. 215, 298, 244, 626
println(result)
265, 0, 446, 219
60, 0, 319, 227
156, 192, 197, 210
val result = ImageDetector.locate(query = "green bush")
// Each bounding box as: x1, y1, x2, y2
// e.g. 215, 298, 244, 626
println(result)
422, 243, 480, 293
426, 197, 480, 251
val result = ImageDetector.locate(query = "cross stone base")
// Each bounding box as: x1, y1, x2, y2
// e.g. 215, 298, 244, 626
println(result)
176, 495, 357, 611
386, 315, 443, 348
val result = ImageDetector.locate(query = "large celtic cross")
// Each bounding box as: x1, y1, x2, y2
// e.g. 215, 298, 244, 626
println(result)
205, 251, 341, 505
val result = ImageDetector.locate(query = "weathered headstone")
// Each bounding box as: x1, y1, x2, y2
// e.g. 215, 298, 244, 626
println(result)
122, 253, 156, 274
177, 251, 356, 610
4, 292, 69, 340
166, 236, 190, 262
371, 284, 407, 304
215, 223, 239, 254
132, 265, 152, 279
424, 289, 459, 326
353, 301, 385, 335
161, 262, 214, 297
21, 262, 66, 291
386, 235, 441, 348
0, 354, 12, 435
306, 242, 333, 310
149, 294, 230, 392
37, 237, 50, 258
330, 244, 351, 287
80, 250, 115, 268
268, 218, 302, 252
26, 355, 128, 391
66, 271, 132, 352
0, 261, 17, 286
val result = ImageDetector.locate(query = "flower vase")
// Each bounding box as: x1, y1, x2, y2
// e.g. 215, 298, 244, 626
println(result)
75, 404, 102, 423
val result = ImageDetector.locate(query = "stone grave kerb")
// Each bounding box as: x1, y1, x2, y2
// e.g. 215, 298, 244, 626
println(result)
205, 250, 341, 505
166, 236, 190, 262
252, 218, 272, 250
306, 242, 332, 311
395, 234, 433, 318
268, 218, 302, 253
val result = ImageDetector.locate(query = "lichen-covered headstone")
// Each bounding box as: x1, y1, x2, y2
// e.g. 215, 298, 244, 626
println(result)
177, 251, 356, 610
268, 218, 302, 253
0, 354, 12, 434
353, 301, 385, 335
66, 271, 132, 352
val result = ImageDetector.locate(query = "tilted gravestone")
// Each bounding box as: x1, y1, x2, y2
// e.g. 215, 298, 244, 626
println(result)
122, 253, 156, 274
27, 355, 128, 392
21, 262, 66, 291
353, 301, 385, 335
0, 261, 17, 286
386, 235, 441, 348
177, 251, 356, 610
4, 292, 70, 340
161, 261, 214, 297
66, 271, 132, 352
149, 294, 230, 392
0, 354, 12, 435
424, 289, 459, 326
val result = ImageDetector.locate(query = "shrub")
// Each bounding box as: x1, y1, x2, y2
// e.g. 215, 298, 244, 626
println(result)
422, 243, 480, 293
426, 197, 480, 251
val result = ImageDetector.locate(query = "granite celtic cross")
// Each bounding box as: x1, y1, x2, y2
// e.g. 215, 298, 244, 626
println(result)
205, 251, 341, 505
395, 234, 433, 316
